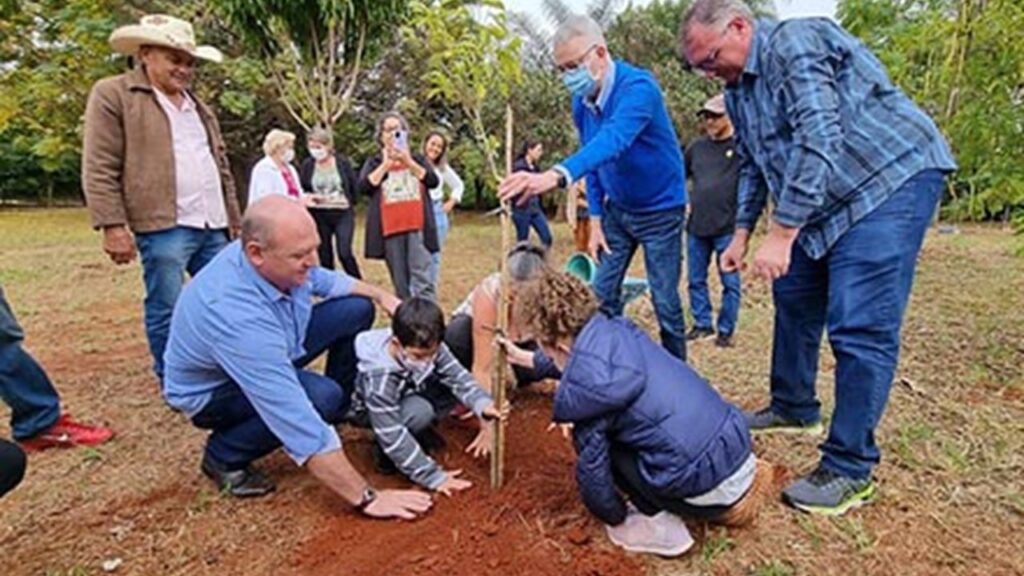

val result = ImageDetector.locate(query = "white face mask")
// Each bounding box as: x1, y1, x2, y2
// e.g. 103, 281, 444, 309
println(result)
309, 147, 329, 161
282, 149, 296, 163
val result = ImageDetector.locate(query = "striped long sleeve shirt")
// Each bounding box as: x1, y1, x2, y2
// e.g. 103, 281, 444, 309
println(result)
353, 329, 492, 489
726, 18, 956, 259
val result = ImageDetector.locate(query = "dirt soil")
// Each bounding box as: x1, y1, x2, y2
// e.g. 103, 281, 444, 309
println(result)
1, 209, 1022, 576
290, 393, 643, 576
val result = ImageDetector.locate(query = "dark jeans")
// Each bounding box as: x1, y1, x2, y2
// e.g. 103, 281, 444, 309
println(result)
444, 313, 549, 387
0, 439, 27, 498
687, 232, 741, 336
135, 226, 229, 378
512, 210, 553, 248
593, 204, 687, 360
610, 445, 729, 521
191, 296, 374, 469
0, 285, 60, 439
769, 170, 944, 479
310, 208, 361, 278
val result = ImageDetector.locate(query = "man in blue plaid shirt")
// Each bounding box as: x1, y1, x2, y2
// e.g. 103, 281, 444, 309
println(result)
679, 0, 956, 516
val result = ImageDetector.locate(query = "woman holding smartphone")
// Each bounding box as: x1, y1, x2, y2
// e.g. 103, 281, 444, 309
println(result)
358, 112, 440, 300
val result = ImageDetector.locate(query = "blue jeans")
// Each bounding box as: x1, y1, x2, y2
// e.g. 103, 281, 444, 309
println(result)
135, 226, 229, 378
593, 203, 687, 360
512, 210, 553, 248
430, 200, 450, 288
0, 285, 60, 439
687, 232, 742, 336
191, 296, 374, 468
769, 170, 944, 479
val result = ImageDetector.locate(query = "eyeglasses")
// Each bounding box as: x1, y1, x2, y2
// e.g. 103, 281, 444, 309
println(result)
682, 28, 729, 75
556, 43, 598, 74
701, 112, 725, 120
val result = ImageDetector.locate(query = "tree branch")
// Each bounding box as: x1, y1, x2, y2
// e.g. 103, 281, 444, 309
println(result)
331, 21, 366, 124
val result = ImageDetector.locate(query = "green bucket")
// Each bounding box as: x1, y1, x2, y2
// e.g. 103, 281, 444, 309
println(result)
565, 252, 597, 284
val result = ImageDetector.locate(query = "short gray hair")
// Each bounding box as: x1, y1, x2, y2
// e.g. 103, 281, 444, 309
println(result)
553, 14, 606, 50
307, 127, 334, 148
679, 0, 754, 41
507, 242, 548, 282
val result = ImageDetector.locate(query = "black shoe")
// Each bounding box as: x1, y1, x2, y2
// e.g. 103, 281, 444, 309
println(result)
201, 454, 275, 498
714, 333, 734, 348
685, 326, 716, 341
372, 443, 398, 475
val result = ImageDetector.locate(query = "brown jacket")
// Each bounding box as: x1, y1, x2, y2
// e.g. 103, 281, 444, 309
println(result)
82, 67, 241, 233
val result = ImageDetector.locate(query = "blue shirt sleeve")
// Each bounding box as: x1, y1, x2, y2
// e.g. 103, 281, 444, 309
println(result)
768, 22, 843, 229
208, 310, 341, 465
309, 267, 354, 299
559, 77, 659, 217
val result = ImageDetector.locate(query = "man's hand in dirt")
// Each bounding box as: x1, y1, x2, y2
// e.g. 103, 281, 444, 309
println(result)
362, 489, 433, 520
102, 225, 137, 265
436, 469, 473, 497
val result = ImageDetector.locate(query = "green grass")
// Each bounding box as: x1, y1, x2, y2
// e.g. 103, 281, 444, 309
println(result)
749, 560, 795, 576
701, 528, 735, 564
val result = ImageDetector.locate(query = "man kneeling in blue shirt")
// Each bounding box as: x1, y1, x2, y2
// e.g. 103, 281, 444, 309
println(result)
163, 195, 433, 520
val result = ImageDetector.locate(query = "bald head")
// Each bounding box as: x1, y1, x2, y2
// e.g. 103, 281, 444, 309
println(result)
242, 195, 316, 249
242, 196, 321, 291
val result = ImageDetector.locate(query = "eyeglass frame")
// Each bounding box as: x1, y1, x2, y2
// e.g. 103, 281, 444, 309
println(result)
555, 43, 599, 74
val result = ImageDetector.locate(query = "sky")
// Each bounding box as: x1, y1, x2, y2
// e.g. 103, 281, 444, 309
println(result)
504, 0, 838, 20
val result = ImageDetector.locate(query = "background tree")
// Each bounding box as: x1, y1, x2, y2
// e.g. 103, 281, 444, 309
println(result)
0, 0, 124, 205
839, 0, 1024, 246
211, 0, 408, 131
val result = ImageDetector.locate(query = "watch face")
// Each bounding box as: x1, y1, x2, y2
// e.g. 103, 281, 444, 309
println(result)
361, 486, 378, 508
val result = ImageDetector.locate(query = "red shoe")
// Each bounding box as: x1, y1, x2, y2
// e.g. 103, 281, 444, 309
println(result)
18, 414, 115, 453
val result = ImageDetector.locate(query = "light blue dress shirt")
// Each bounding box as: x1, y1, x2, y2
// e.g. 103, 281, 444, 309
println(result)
163, 241, 355, 464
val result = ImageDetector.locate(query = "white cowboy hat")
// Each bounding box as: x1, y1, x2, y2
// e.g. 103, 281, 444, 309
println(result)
109, 14, 223, 63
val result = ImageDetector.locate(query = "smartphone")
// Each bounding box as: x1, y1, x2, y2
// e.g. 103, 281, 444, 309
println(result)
394, 129, 408, 151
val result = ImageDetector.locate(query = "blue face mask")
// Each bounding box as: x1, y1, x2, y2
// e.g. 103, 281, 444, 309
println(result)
561, 65, 597, 99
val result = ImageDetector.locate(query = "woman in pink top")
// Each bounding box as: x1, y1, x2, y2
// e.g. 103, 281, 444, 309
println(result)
247, 129, 305, 206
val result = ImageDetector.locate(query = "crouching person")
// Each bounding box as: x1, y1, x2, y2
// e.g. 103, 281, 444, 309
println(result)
353, 297, 503, 496
163, 196, 431, 520
516, 270, 773, 556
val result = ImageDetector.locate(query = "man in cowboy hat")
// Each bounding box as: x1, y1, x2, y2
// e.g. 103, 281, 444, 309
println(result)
83, 15, 242, 380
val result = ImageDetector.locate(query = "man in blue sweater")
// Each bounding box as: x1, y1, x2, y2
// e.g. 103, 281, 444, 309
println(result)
499, 14, 689, 361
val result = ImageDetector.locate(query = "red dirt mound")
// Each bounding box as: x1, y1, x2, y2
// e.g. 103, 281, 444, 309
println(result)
287, 393, 644, 576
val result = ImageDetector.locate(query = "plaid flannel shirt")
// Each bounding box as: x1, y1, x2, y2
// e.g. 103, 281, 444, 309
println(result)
726, 18, 956, 259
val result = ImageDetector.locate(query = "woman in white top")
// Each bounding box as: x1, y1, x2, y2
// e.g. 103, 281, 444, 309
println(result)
247, 129, 304, 206
422, 130, 464, 289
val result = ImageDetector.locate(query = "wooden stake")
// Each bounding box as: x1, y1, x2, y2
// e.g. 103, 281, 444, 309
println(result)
491, 103, 514, 489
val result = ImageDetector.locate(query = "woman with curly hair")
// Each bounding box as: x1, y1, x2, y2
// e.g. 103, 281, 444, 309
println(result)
513, 270, 773, 557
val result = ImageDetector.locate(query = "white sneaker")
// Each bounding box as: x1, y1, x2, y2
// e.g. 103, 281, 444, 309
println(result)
605, 509, 694, 557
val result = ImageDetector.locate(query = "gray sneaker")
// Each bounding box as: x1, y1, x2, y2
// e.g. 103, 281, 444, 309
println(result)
745, 406, 823, 436
783, 466, 877, 516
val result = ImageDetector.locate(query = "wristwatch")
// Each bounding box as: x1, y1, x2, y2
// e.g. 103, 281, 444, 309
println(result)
556, 172, 567, 189
356, 486, 378, 511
